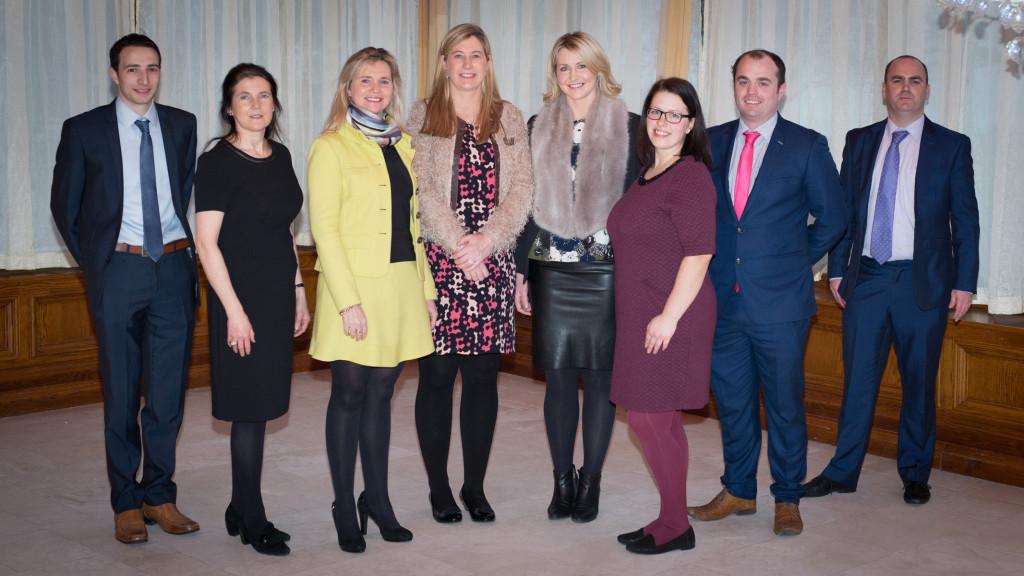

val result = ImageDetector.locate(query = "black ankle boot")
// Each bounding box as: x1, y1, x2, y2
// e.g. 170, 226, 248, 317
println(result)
572, 469, 601, 523
547, 465, 576, 519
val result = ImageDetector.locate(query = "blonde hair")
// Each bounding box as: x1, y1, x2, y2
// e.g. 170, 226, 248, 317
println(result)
421, 23, 504, 142
322, 47, 404, 133
542, 31, 621, 104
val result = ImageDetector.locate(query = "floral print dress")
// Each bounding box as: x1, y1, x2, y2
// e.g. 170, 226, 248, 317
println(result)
425, 123, 516, 355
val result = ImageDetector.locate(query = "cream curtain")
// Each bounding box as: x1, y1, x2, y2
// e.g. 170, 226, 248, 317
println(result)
0, 0, 129, 269
425, 0, 665, 117
0, 0, 417, 265
701, 0, 1024, 314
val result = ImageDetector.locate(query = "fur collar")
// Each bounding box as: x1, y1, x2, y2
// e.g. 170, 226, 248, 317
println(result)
530, 94, 629, 238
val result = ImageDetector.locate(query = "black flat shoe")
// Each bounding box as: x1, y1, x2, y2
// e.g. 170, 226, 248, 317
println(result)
903, 481, 931, 505
572, 469, 601, 523
429, 491, 463, 523
459, 488, 495, 522
547, 465, 576, 520
226, 504, 291, 542
625, 527, 695, 555
240, 523, 291, 556
616, 528, 646, 545
357, 492, 413, 542
332, 501, 366, 554
801, 474, 856, 498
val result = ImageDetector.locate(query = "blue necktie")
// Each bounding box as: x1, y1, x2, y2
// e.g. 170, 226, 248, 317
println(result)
869, 130, 909, 264
135, 118, 163, 262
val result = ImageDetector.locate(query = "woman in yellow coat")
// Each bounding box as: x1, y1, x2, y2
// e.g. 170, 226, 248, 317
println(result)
307, 47, 436, 554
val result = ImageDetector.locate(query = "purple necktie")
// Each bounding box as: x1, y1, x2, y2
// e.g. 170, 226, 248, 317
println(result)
869, 130, 909, 264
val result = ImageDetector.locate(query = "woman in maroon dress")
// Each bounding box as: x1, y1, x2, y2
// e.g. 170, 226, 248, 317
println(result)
606, 77, 716, 554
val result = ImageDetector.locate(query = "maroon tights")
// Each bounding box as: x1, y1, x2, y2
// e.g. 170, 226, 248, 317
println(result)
627, 410, 691, 545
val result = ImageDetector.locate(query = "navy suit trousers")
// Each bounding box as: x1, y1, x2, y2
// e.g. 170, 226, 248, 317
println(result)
710, 291, 810, 503
93, 249, 195, 512
823, 257, 947, 488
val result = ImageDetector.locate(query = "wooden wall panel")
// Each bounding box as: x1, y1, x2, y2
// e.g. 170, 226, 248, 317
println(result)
5, 263, 1023, 487
0, 297, 14, 360
0, 248, 318, 416
505, 282, 1024, 488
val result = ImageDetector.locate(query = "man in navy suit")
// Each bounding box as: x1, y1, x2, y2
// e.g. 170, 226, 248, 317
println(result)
802, 55, 979, 505
50, 34, 200, 544
688, 49, 846, 536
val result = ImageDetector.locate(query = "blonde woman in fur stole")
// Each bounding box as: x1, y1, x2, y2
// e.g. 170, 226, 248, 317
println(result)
513, 31, 640, 523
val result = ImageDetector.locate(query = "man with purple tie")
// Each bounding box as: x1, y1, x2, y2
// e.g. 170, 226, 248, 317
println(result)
688, 49, 846, 536
50, 34, 200, 544
802, 55, 979, 505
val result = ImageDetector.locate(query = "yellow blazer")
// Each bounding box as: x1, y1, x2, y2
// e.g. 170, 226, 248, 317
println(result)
308, 123, 436, 317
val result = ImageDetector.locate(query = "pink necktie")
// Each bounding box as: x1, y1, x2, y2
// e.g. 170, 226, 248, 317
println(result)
733, 130, 760, 219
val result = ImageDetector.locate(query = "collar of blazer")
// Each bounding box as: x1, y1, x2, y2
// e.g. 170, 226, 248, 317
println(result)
857, 115, 938, 225
102, 100, 186, 219
714, 115, 791, 224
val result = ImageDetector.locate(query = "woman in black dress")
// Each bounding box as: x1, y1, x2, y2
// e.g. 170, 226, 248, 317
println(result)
194, 63, 310, 556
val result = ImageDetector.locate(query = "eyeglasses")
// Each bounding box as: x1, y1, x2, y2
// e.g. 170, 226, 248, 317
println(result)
646, 108, 693, 124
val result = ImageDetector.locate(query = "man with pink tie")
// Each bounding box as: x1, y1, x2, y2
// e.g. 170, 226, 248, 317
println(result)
688, 49, 846, 536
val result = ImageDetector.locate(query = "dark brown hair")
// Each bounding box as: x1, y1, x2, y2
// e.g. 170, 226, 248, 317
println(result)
636, 77, 711, 169
216, 63, 283, 142
731, 49, 786, 85
109, 33, 161, 69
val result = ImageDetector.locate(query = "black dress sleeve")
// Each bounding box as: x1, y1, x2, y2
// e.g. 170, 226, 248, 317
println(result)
195, 142, 230, 213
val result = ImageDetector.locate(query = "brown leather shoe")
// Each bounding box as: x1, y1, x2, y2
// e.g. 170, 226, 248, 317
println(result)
687, 488, 756, 521
115, 509, 148, 544
773, 502, 803, 536
142, 503, 200, 535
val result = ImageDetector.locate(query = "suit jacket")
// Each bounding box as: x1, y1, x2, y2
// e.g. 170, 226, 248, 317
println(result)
50, 100, 198, 308
708, 115, 846, 324
827, 117, 979, 310
306, 121, 436, 314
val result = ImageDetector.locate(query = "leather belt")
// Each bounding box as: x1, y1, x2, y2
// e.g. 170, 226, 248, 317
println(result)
114, 239, 191, 256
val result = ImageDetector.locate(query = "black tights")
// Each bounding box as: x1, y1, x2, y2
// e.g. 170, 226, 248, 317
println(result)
415, 353, 500, 504
325, 360, 404, 535
230, 420, 268, 537
544, 368, 615, 475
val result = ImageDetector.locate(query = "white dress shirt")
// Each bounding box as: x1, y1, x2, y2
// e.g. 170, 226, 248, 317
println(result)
727, 113, 779, 201
114, 98, 186, 245
861, 115, 924, 261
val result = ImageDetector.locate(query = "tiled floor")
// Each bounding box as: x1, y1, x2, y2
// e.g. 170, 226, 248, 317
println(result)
1, 366, 1023, 575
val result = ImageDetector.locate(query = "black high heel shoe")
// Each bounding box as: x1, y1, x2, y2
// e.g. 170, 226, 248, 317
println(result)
459, 488, 495, 522
239, 523, 291, 556
225, 504, 290, 542
357, 492, 413, 542
429, 492, 463, 523
332, 501, 366, 554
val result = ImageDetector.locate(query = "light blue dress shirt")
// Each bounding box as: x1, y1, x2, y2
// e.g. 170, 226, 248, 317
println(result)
114, 98, 186, 246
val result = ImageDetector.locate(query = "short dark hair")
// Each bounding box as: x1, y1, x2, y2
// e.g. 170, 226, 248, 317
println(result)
731, 49, 786, 86
636, 77, 712, 170
884, 54, 929, 84
109, 33, 161, 69
216, 63, 283, 144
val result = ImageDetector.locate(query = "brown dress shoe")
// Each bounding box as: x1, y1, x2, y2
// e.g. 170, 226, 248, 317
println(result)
773, 502, 803, 536
687, 488, 756, 521
115, 509, 148, 544
142, 503, 200, 535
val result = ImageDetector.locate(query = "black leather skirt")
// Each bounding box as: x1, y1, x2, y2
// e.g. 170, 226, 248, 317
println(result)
528, 260, 615, 370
